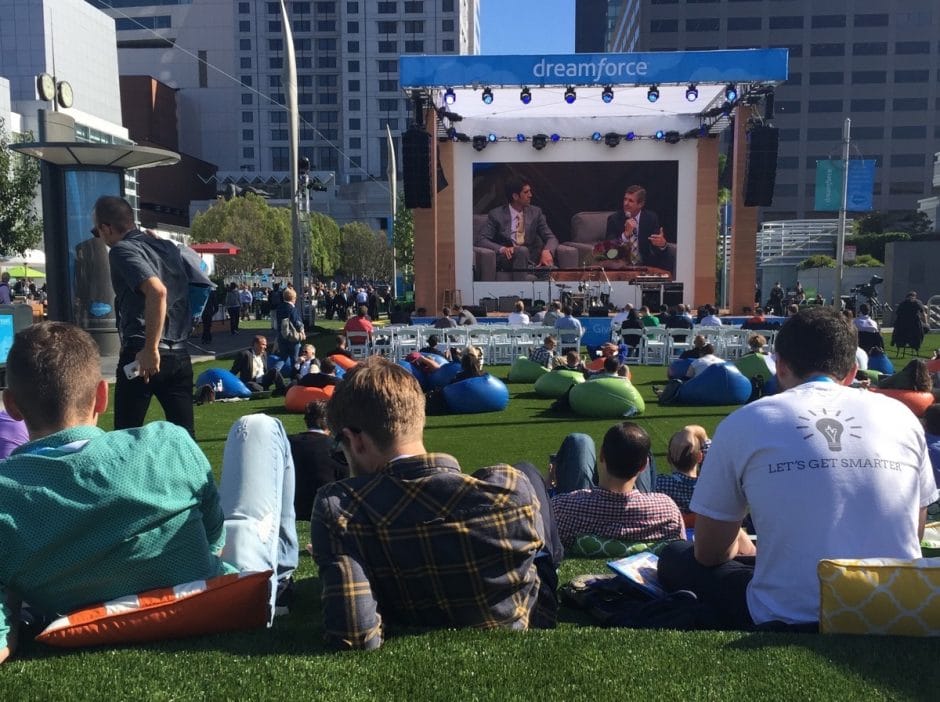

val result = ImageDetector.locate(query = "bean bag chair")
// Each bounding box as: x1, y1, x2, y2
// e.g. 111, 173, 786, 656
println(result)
534, 369, 584, 398
442, 374, 510, 413
397, 359, 432, 392
734, 353, 776, 381
329, 354, 358, 371
668, 358, 693, 380
676, 363, 752, 406
569, 377, 645, 418
429, 362, 462, 389
858, 369, 883, 383
586, 358, 632, 380
284, 384, 334, 413
267, 354, 286, 374
762, 374, 780, 396
867, 352, 895, 376
869, 388, 934, 417
195, 368, 251, 399
928, 358, 940, 375
507, 356, 549, 383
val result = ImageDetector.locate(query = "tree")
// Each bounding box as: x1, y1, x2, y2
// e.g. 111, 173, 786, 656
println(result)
190, 194, 292, 277
392, 199, 414, 284
307, 211, 341, 278
0, 118, 42, 257
340, 221, 393, 281
853, 210, 932, 237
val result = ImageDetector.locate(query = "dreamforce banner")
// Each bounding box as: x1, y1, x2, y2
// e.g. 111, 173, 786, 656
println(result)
400, 49, 788, 89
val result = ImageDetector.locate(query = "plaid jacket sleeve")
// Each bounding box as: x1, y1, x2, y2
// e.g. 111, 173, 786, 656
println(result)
310, 488, 383, 650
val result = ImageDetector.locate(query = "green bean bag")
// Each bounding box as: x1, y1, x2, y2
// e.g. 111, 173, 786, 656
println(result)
507, 356, 549, 383
533, 369, 584, 398
569, 377, 645, 417
734, 353, 776, 381
570, 535, 670, 558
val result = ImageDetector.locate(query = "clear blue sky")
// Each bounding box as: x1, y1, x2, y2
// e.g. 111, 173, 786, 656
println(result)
479, 0, 575, 54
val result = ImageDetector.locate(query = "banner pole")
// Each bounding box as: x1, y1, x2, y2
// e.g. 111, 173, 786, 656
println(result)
833, 118, 850, 308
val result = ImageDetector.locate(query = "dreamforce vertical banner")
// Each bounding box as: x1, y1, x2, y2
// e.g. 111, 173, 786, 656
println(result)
814, 160, 876, 212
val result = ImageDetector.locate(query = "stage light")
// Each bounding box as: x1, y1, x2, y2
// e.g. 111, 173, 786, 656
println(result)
481, 87, 493, 105
591, 131, 602, 142
487, 133, 497, 142
647, 85, 660, 103
604, 132, 621, 148
601, 85, 614, 103
443, 88, 456, 105
625, 131, 636, 141
516, 133, 526, 142
472, 135, 487, 151
664, 131, 681, 144
564, 86, 576, 104
532, 134, 548, 150
654, 130, 665, 140
520, 87, 532, 104
725, 83, 738, 102
685, 83, 698, 102
550, 133, 560, 142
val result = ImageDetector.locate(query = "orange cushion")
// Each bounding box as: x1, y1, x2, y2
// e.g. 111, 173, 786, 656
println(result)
329, 353, 358, 370
586, 357, 630, 379
869, 388, 935, 417
36, 570, 271, 648
928, 358, 940, 375
284, 384, 335, 412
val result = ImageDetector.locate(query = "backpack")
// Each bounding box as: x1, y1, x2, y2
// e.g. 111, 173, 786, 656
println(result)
280, 316, 304, 343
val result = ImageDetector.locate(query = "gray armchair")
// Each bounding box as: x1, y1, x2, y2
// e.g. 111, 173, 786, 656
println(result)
473, 213, 580, 280
561, 211, 616, 268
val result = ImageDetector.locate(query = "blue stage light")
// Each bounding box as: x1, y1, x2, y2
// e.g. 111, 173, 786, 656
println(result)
481, 87, 493, 104
564, 86, 576, 104
487, 133, 497, 142
443, 88, 456, 105
625, 131, 636, 141
725, 83, 738, 102
601, 85, 614, 103
520, 87, 532, 104
647, 85, 659, 103
685, 84, 698, 102
591, 132, 602, 142
654, 130, 665, 140
550, 133, 560, 142
516, 133, 526, 142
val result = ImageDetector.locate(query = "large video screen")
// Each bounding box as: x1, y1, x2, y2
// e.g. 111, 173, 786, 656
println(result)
471, 161, 679, 282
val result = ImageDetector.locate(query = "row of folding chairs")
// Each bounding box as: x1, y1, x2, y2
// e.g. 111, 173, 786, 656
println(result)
615, 325, 777, 365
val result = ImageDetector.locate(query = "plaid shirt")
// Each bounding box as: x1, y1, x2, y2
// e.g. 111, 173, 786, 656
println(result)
551, 487, 685, 548
528, 345, 558, 369
310, 454, 546, 650
654, 472, 698, 512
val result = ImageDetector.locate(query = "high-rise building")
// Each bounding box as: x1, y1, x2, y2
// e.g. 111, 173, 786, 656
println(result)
577, 0, 940, 219
89, 0, 480, 216
575, 1, 639, 53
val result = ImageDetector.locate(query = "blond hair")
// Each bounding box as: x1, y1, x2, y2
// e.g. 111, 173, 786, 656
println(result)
667, 425, 708, 473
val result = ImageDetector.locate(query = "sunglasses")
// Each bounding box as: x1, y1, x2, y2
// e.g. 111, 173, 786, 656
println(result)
89, 222, 110, 238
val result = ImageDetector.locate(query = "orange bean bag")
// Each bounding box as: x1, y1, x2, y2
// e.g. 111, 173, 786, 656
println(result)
329, 354, 358, 370
927, 358, 940, 375
869, 388, 934, 417
285, 384, 334, 413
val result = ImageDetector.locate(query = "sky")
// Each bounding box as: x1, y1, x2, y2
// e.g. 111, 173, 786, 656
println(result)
479, 0, 575, 55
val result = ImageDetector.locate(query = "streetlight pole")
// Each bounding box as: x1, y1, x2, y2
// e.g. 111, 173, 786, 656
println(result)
833, 118, 851, 308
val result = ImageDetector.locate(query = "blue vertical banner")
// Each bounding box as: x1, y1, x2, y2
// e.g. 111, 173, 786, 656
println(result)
814, 160, 875, 212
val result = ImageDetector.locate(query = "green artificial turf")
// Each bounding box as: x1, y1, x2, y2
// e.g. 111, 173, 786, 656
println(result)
3, 333, 940, 700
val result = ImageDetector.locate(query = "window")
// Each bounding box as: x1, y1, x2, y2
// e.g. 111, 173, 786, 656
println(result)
270, 112, 286, 124
242, 129, 253, 141
807, 128, 842, 141
238, 2, 249, 13
895, 41, 930, 54
271, 147, 289, 171
808, 100, 842, 112
349, 137, 361, 149
889, 182, 925, 195
771, 43, 802, 57
891, 154, 925, 167
854, 14, 889, 27
404, 1, 423, 11
317, 75, 337, 87
348, 41, 360, 52
348, 60, 360, 72
378, 40, 396, 53
241, 93, 253, 105
850, 98, 885, 111
239, 38, 251, 50
378, 59, 398, 73
349, 118, 361, 130
378, 21, 397, 33
775, 100, 801, 113
348, 21, 359, 33
812, 15, 846, 28
895, 69, 929, 83
238, 20, 250, 32
318, 56, 337, 68
442, 39, 454, 51
316, 1, 335, 12
809, 72, 843, 85
347, 1, 358, 12
268, 20, 281, 32
295, 38, 312, 51
404, 40, 424, 52
378, 1, 397, 13
297, 56, 311, 68
318, 93, 338, 104
778, 129, 800, 141
769, 16, 802, 29
318, 111, 338, 123
293, 20, 311, 32
293, 2, 311, 11
381, 118, 399, 130
270, 128, 287, 141
650, 19, 678, 32
317, 20, 336, 31
378, 98, 399, 111
269, 57, 283, 69
786, 72, 802, 84
348, 99, 360, 110
266, 2, 279, 13
240, 75, 252, 87
379, 79, 397, 92
270, 93, 284, 104
404, 20, 424, 33
851, 70, 886, 84
811, 43, 845, 56
442, 0, 453, 10
198, 49, 208, 88
242, 147, 254, 159
728, 17, 761, 30
442, 19, 454, 32
891, 125, 926, 139
893, 97, 928, 111
269, 39, 282, 51
686, 18, 719, 31
241, 111, 254, 123
298, 75, 314, 88
240, 57, 251, 69
854, 127, 884, 140
853, 42, 887, 55
348, 79, 360, 91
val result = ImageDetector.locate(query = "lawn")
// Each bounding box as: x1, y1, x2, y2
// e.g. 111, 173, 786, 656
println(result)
2, 331, 939, 700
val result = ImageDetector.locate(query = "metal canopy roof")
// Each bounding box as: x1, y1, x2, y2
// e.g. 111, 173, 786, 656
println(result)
10, 142, 179, 169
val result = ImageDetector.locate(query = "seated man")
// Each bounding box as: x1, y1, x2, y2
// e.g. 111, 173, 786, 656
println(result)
507, 300, 530, 326
297, 357, 341, 388
479, 177, 558, 280
853, 303, 880, 333
550, 423, 684, 550
311, 357, 557, 650
602, 185, 676, 275
433, 307, 457, 329
0, 323, 299, 662
453, 304, 477, 326
541, 301, 563, 327
554, 306, 583, 354
289, 401, 348, 521
332, 335, 354, 359
655, 426, 710, 514
528, 335, 559, 369
294, 343, 320, 378
343, 305, 374, 339
658, 307, 937, 630
230, 334, 286, 394
418, 334, 442, 355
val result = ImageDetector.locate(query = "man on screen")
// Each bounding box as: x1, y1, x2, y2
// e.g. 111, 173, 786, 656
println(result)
479, 177, 559, 280
603, 185, 676, 275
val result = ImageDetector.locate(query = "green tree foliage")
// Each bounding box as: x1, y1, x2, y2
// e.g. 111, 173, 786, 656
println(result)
392, 199, 414, 284
0, 118, 42, 257
799, 255, 836, 269
190, 194, 292, 277
845, 231, 910, 262
307, 211, 341, 277
340, 221, 393, 281
853, 210, 931, 237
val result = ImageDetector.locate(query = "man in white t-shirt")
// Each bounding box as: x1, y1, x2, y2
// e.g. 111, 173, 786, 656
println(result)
658, 306, 937, 629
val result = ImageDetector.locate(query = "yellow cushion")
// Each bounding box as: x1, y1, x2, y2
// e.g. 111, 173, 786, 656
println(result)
36, 570, 272, 648
818, 558, 940, 636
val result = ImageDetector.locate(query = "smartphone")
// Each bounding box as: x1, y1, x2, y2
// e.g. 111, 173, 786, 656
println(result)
123, 360, 141, 379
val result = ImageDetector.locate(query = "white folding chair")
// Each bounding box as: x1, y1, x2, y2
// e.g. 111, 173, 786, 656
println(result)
620, 329, 646, 364
467, 326, 495, 364
390, 326, 420, 358
490, 327, 515, 365
664, 327, 694, 360
693, 326, 723, 355
346, 331, 371, 359
557, 329, 583, 356
643, 326, 668, 365
509, 327, 539, 359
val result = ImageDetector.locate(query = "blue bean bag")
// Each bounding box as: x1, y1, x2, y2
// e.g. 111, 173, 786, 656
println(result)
333, 365, 346, 379
507, 356, 549, 383
668, 358, 693, 380
867, 352, 894, 375
763, 374, 779, 396
397, 359, 432, 391
195, 368, 252, 399
533, 369, 584, 398
677, 363, 752, 406
267, 354, 286, 373
569, 377, 645, 418
442, 374, 510, 413
429, 362, 462, 389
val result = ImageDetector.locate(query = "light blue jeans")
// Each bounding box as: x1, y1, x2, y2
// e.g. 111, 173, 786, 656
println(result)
554, 432, 657, 494
218, 414, 298, 624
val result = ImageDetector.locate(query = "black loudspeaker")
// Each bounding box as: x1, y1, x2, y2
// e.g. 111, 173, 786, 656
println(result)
480, 297, 497, 313
663, 283, 684, 308
498, 295, 519, 313
465, 305, 486, 318
640, 284, 663, 310
744, 126, 779, 207
402, 127, 432, 208
589, 307, 609, 317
